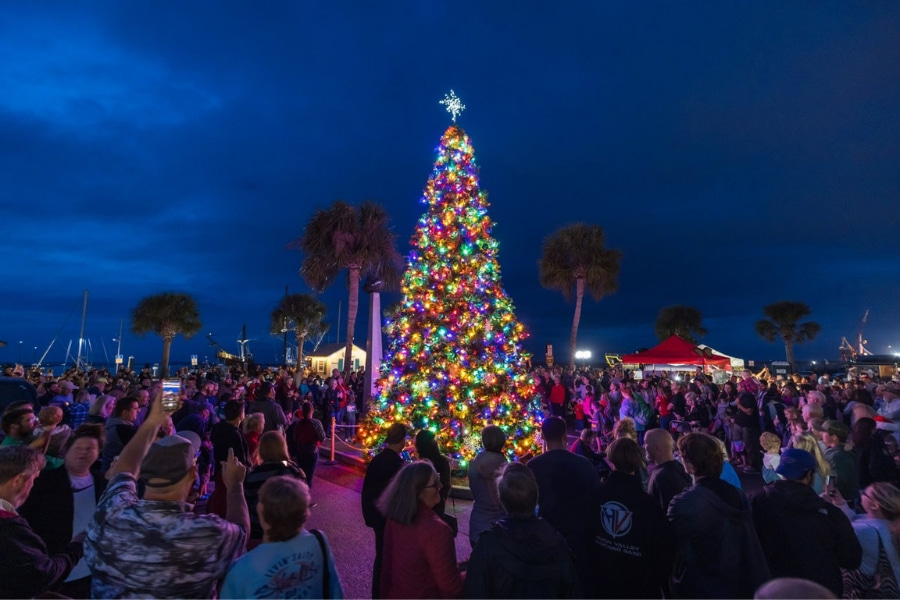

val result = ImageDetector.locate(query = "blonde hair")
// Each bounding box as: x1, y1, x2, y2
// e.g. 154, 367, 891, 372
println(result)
613, 417, 637, 441
712, 435, 731, 461
790, 432, 831, 479
243, 412, 265, 434
88, 395, 116, 418
864, 483, 900, 553
759, 432, 781, 453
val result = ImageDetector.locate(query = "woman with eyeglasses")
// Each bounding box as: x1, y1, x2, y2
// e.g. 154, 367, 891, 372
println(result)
377, 460, 465, 599
825, 482, 900, 587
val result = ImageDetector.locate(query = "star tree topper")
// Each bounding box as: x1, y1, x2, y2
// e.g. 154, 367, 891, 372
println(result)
439, 89, 466, 122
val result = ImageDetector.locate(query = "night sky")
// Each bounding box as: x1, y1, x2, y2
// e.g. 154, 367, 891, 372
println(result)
2, 2, 899, 370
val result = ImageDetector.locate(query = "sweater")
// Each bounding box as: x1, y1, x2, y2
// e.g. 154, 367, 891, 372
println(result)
382, 504, 464, 599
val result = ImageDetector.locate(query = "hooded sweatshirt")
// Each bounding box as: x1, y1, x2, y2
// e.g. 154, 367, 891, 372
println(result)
668, 479, 770, 599
467, 450, 508, 546
595, 471, 673, 599
749, 479, 862, 597
465, 516, 581, 599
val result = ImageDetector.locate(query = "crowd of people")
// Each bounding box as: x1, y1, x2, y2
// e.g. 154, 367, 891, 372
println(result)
3, 360, 900, 598
356, 365, 900, 599
0, 363, 347, 598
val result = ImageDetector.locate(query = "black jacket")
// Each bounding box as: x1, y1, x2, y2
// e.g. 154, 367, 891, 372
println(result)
668, 478, 770, 599
595, 471, 674, 599
244, 460, 305, 540
361, 447, 404, 531
749, 479, 862, 596
647, 459, 692, 512
0, 508, 83, 598
210, 420, 250, 476
19, 465, 107, 555
465, 516, 581, 599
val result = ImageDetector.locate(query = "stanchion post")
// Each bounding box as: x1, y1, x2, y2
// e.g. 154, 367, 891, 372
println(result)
330, 419, 336, 462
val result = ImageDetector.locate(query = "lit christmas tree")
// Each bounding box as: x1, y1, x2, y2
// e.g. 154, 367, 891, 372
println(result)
361, 92, 543, 466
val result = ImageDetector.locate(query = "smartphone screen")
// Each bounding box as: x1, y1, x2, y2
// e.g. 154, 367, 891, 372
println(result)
399, 450, 412, 462
825, 475, 837, 494
161, 379, 181, 412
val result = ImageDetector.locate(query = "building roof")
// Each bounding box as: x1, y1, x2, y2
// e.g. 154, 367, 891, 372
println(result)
305, 342, 365, 358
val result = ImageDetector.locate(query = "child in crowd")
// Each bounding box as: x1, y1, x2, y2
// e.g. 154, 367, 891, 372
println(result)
33, 405, 72, 457
759, 432, 782, 483
573, 397, 585, 432
725, 405, 745, 467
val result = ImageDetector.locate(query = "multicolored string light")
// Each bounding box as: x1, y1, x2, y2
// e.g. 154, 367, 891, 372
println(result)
360, 125, 543, 466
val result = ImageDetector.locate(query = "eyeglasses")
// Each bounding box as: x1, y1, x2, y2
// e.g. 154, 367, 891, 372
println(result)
424, 481, 441, 490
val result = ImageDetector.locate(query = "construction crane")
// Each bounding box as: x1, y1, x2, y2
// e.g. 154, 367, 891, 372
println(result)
839, 309, 873, 362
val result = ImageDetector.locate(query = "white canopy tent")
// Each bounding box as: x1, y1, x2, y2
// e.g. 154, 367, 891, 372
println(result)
696, 344, 745, 370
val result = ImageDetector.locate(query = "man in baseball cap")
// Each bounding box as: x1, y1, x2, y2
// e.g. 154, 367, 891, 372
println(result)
84, 392, 248, 598
749, 448, 862, 596
139, 431, 202, 489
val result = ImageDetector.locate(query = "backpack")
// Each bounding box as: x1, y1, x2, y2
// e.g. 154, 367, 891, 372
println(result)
291, 419, 320, 454
634, 397, 654, 427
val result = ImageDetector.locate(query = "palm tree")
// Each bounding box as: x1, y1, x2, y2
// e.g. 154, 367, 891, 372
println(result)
131, 292, 202, 377
655, 305, 707, 344
755, 301, 821, 370
539, 223, 622, 369
296, 200, 402, 374
270, 293, 329, 372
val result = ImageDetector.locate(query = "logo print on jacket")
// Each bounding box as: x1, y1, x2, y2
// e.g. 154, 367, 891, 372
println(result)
601, 501, 633, 538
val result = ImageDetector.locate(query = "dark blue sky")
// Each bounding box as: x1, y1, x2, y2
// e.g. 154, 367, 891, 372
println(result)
2, 2, 899, 369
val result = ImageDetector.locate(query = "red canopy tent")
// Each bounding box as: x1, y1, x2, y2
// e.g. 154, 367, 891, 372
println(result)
620, 335, 732, 372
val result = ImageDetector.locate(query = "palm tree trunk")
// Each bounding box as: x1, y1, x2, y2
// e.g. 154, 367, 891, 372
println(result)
785, 340, 796, 372
161, 336, 173, 378
344, 266, 360, 374
569, 277, 585, 369
296, 331, 306, 374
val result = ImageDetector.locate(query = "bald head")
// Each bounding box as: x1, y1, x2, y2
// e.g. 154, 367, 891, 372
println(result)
644, 428, 675, 464
754, 577, 836, 599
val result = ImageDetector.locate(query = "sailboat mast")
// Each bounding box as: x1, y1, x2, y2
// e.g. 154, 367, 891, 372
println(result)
76, 290, 88, 371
